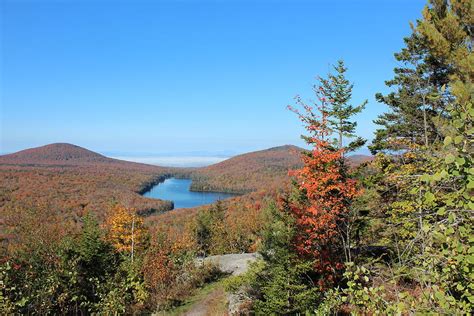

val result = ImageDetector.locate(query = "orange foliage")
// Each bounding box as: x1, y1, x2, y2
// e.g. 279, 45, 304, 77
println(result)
0, 144, 176, 226
288, 99, 360, 286
141, 218, 199, 308
191, 145, 304, 194
145, 190, 271, 256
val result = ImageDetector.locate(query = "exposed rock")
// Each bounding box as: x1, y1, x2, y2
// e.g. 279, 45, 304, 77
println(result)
201, 253, 258, 276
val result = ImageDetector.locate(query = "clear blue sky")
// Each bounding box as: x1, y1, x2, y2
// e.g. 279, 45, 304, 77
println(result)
1, 0, 425, 156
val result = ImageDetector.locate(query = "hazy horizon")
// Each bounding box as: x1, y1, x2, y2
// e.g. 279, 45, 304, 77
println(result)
0, 141, 374, 167
0, 142, 300, 167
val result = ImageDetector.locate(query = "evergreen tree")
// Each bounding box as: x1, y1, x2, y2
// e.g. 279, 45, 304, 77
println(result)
369, 0, 470, 153
251, 200, 320, 315
344, 1, 473, 313
75, 213, 116, 278
60, 213, 118, 312
319, 60, 367, 152
195, 201, 226, 256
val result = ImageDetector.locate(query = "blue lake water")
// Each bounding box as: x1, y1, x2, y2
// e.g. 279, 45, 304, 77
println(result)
143, 178, 237, 209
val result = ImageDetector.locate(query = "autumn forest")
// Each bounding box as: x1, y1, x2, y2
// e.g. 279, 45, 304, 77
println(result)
1, 1, 473, 315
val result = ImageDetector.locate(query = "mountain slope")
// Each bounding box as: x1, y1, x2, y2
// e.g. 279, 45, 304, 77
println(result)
346, 154, 374, 167
0, 143, 158, 168
190, 145, 373, 194
191, 145, 304, 193
0, 143, 177, 220
0, 143, 112, 164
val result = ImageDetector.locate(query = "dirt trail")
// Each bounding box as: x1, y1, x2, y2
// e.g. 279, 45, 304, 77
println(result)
182, 286, 228, 316
181, 253, 258, 316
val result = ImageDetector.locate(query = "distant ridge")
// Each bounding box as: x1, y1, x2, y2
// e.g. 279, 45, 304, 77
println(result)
0, 143, 167, 170
204, 144, 303, 170
191, 144, 304, 193
190, 145, 373, 193
0, 143, 115, 165
346, 154, 374, 166
0, 142, 372, 169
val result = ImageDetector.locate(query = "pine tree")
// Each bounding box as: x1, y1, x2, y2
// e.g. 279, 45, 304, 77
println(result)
368, 0, 469, 154
65, 213, 118, 309
355, 1, 473, 313
195, 201, 226, 256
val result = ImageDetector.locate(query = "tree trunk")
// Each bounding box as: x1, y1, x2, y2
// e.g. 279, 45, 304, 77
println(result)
131, 218, 135, 263
339, 119, 343, 149
423, 95, 429, 148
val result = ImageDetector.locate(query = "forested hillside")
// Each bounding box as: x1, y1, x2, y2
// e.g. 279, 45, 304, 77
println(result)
0, 143, 114, 165
0, 143, 302, 313
191, 145, 304, 193
1, 0, 472, 315
190, 145, 371, 194
0, 143, 176, 220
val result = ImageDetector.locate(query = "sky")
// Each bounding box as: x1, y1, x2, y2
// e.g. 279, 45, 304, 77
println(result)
1, 0, 426, 160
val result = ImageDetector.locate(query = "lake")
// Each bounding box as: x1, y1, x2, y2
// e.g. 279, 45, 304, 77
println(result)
143, 177, 237, 209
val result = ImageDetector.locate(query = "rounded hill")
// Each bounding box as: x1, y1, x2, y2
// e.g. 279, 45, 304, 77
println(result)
0, 143, 112, 165
191, 145, 305, 193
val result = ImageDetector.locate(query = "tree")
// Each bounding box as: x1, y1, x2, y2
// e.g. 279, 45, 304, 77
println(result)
369, 0, 467, 154
288, 75, 362, 286
339, 2, 473, 313
104, 205, 146, 262
195, 201, 226, 256
416, 0, 473, 311
227, 200, 320, 315
319, 60, 367, 152
0, 211, 126, 315
62, 213, 118, 312
76, 213, 116, 276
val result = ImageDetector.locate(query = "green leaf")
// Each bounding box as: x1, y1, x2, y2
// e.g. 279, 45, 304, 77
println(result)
445, 154, 455, 164
455, 157, 465, 166
444, 136, 453, 146
453, 119, 463, 128
468, 255, 474, 264
424, 192, 435, 203
432, 172, 442, 181
469, 106, 474, 116
422, 224, 430, 233
454, 135, 463, 144
420, 174, 431, 182
437, 207, 446, 216
448, 212, 456, 223
409, 187, 419, 194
